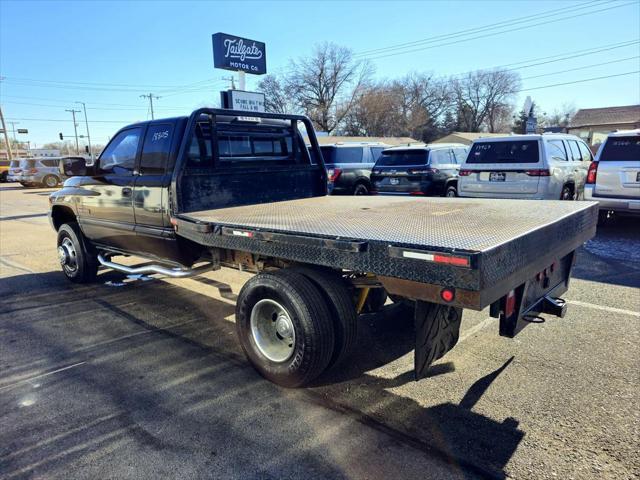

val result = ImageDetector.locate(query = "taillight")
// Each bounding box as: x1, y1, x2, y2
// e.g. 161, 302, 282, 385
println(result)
505, 289, 516, 318
525, 169, 551, 176
440, 288, 455, 303
458, 169, 472, 176
586, 161, 598, 184
327, 168, 342, 182
409, 168, 438, 175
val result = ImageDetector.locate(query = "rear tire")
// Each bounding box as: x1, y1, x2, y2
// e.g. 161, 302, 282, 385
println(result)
0, 172, 7, 183
57, 222, 99, 283
235, 269, 335, 387
43, 175, 59, 188
353, 183, 369, 196
290, 266, 357, 367
560, 184, 574, 200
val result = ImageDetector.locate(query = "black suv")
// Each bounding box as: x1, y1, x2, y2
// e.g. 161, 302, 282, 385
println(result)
320, 143, 387, 195
370, 144, 469, 197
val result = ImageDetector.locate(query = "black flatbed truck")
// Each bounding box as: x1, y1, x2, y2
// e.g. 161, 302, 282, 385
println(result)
51, 108, 598, 387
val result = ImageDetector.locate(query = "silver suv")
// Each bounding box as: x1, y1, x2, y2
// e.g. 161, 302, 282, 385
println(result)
584, 130, 640, 219
458, 133, 592, 200
19, 158, 66, 188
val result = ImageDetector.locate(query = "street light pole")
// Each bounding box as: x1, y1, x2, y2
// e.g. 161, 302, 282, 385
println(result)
65, 109, 81, 155
76, 102, 93, 162
0, 105, 13, 161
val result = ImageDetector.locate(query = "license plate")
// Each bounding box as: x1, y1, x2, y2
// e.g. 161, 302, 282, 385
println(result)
390, 178, 400, 185
489, 172, 506, 182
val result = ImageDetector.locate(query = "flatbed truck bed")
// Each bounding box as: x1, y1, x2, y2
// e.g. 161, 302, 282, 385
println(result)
176, 195, 597, 310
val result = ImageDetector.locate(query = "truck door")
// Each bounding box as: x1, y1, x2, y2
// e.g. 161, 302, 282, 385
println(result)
132, 122, 176, 258
79, 127, 142, 250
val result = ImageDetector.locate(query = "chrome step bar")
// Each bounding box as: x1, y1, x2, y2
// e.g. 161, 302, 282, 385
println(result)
97, 254, 211, 278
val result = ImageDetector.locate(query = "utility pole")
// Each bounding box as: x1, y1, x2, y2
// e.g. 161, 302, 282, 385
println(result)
65, 109, 81, 154
222, 76, 236, 90
140, 93, 160, 119
7, 121, 19, 141
0, 105, 13, 161
76, 101, 93, 162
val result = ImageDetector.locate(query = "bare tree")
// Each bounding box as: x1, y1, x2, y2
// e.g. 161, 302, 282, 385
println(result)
286, 42, 372, 133
452, 70, 520, 132
257, 74, 292, 114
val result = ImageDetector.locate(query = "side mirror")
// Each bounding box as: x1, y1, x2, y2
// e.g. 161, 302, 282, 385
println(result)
59, 157, 96, 177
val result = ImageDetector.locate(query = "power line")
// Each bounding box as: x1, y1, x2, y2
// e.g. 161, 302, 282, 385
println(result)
519, 56, 640, 81
358, 2, 638, 61
355, 0, 608, 57
516, 70, 639, 93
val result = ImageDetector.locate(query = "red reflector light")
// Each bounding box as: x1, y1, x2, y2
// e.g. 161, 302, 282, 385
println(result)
327, 168, 342, 182
505, 289, 516, 317
458, 169, 472, 176
410, 191, 424, 196
586, 161, 598, 184
433, 254, 470, 267
525, 169, 551, 176
440, 288, 455, 302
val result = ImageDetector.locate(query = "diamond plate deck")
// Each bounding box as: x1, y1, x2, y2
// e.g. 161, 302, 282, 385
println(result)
184, 196, 596, 252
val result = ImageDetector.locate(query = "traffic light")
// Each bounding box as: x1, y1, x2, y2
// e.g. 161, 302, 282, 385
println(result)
59, 133, 64, 140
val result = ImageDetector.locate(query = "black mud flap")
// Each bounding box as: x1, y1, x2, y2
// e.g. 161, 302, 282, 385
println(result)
414, 301, 463, 380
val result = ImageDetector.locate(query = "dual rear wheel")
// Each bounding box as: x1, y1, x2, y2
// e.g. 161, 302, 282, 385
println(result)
235, 267, 359, 387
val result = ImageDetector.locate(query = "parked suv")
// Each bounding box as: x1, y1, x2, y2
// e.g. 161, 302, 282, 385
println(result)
19, 157, 67, 187
458, 134, 591, 200
584, 130, 640, 219
7, 159, 25, 182
320, 143, 387, 195
370, 143, 468, 196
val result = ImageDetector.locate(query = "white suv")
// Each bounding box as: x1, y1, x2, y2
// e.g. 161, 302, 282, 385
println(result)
584, 130, 640, 219
458, 133, 592, 200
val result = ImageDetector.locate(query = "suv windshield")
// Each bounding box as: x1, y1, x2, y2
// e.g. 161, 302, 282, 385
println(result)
376, 150, 428, 167
467, 140, 539, 164
600, 136, 640, 161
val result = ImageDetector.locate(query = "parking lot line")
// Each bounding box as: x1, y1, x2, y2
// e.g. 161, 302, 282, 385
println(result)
0, 361, 86, 392
568, 300, 640, 317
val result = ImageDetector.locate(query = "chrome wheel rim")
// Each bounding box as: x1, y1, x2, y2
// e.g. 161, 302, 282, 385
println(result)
250, 299, 295, 362
58, 237, 78, 274
45, 176, 57, 187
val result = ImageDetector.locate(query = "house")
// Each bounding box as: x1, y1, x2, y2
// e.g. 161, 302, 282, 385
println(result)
433, 132, 507, 145
566, 105, 640, 145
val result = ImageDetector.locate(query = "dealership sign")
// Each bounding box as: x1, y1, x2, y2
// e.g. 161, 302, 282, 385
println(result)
212, 32, 266, 75
221, 90, 265, 113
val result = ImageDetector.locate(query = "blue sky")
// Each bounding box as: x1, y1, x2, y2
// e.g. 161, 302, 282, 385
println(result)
1, 0, 639, 147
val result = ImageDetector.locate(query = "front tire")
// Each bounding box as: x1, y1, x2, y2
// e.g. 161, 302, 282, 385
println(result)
445, 185, 458, 197
235, 270, 335, 387
57, 222, 99, 283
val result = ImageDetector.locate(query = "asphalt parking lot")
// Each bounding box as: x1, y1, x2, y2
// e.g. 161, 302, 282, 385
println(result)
0, 184, 638, 480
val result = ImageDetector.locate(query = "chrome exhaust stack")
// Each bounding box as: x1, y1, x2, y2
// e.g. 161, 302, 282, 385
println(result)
97, 254, 211, 278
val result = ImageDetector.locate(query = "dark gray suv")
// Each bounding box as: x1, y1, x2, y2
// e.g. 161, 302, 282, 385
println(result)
320, 143, 388, 195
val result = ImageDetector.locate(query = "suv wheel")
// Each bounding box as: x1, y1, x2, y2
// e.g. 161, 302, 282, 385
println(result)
560, 185, 574, 200
235, 269, 335, 387
57, 222, 99, 283
445, 185, 458, 197
353, 183, 369, 195
43, 175, 59, 188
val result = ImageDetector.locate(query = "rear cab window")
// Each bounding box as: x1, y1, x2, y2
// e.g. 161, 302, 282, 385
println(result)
375, 150, 429, 167
467, 141, 539, 164
599, 136, 640, 161
186, 118, 311, 169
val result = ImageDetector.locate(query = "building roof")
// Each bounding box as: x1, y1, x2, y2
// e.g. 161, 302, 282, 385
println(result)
315, 136, 419, 146
433, 132, 507, 145
569, 105, 640, 128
